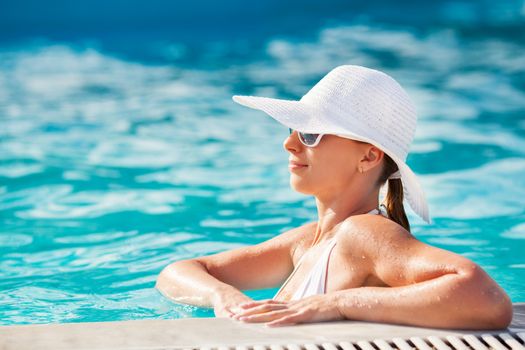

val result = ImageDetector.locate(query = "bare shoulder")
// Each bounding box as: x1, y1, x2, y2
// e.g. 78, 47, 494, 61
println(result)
338, 213, 414, 250
338, 213, 441, 261
338, 214, 480, 286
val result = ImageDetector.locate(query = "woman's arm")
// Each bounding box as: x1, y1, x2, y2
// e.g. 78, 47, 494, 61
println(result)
331, 266, 512, 329
332, 215, 513, 329
155, 222, 314, 314
155, 259, 249, 308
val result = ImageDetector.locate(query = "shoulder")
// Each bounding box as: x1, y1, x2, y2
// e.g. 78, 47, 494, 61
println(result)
340, 213, 413, 238
337, 213, 415, 255
337, 214, 480, 287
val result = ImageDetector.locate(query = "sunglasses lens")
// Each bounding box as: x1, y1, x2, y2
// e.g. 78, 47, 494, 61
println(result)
299, 132, 320, 146
288, 128, 320, 146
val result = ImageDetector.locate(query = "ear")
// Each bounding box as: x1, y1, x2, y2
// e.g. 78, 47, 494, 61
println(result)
358, 145, 384, 171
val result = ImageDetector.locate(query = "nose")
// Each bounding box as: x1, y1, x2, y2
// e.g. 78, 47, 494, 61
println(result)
283, 129, 303, 153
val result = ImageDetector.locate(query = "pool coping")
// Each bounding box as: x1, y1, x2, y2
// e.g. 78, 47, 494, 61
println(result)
1, 303, 523, 349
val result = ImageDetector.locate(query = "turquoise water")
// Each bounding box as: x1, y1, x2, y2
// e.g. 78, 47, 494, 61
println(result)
1, 3, 525, 325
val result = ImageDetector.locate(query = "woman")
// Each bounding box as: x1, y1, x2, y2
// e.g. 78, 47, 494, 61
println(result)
155, 65, 513, 329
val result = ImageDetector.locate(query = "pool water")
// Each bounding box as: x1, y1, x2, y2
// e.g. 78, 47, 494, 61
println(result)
1, 1, 525, 325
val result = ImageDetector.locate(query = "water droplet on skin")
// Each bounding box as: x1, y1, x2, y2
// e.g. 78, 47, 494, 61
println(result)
374, 298, 379, 304
367, 304, 372, 309
361, 255, 366, 259
436, 296, 441, 302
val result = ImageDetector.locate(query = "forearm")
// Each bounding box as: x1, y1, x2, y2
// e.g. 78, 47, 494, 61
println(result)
332, 273, 512, 330
155, 260, 243, 308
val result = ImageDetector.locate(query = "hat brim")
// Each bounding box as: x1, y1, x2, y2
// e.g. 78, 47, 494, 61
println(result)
232, 94, 432, 224
232, 95, 317, 133
232, 95, 372, 141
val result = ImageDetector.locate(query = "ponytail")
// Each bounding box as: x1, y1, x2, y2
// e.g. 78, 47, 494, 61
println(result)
377, 154, 411, 233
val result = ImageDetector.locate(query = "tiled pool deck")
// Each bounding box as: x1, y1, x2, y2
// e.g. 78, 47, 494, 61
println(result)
1, 303, 523, 349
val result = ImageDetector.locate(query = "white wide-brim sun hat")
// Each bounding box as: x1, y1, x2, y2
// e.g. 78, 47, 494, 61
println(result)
232, 65, 432, 224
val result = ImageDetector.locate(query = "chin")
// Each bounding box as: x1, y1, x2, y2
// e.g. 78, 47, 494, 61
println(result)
289, 176, 316, 195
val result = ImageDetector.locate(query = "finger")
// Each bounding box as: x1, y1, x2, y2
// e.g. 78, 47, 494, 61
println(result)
224, 307, 235, 318
241, 298, 271, 304
229, 306, 245, 314
239, 299, 287, 309
239, 301, 261, 308
238, 309, 293, 323
265, 312, 305, 327
239, 299, 288, 309
234, 303, 288, 319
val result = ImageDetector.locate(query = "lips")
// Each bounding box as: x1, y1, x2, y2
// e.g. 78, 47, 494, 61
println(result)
289, 160, 308, 168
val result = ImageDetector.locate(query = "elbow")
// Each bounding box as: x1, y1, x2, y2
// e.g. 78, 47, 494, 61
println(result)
478, 291, 513, 330
488, 292, 513, 329
459, 264, 513, 329
155, 262, 175, 294
155, 260, 188, 294
155, 259, 204, 295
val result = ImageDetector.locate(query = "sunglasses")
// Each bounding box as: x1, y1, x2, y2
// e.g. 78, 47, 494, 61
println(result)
288, 128, 325, 147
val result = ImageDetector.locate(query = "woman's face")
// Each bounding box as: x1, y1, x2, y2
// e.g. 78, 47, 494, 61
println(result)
283, 131, 384, 197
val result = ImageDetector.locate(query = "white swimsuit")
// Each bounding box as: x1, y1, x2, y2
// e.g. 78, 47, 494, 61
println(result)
273, 206, 388, 301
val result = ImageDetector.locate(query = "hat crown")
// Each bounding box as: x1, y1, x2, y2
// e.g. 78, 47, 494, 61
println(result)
299, 65, 417, 161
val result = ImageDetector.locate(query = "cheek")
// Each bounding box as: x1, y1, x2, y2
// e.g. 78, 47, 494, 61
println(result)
312, 152, 354, 184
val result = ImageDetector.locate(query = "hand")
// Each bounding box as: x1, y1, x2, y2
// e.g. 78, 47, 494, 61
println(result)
230, 294, 345, 327
213, 290, 254, 318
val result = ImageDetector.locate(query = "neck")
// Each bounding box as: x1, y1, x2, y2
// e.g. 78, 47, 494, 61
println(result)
311, 186, 380, 247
